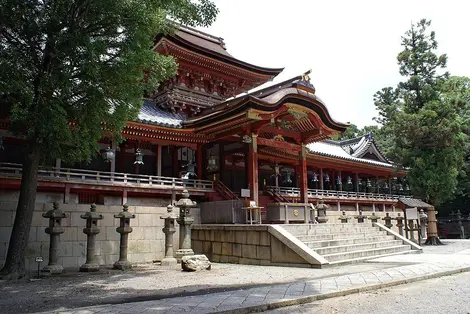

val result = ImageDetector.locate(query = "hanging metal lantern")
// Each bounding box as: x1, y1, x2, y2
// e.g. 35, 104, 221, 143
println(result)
398, 183, 404, 191
271, 163, 281, 178
336, 176, 342, 185
102, 147, 115, 162
206, 153, 218, 172
182, 160, 197, 179
346, 176, 352, 185
311, 172, 319, 182
384, 181, 389, 189
283, 170, 292, 184
134, 148, 144, 165
324, 173, 330, 182
405, 184, 410, 191
366, 179, 371, 187
0, 136, 3, 150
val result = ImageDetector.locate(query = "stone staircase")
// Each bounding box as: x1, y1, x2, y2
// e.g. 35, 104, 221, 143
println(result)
281, 223, 415, 265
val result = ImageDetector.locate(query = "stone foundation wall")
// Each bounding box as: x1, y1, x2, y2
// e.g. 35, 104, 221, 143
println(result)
0, 199, 201, 272
191, 225, 310, 267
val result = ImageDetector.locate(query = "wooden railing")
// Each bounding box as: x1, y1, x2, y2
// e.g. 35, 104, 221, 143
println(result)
265, 186, 291, 203
266, 186, 402, 201
0, 162, 214, 191
214, 180, 239, 200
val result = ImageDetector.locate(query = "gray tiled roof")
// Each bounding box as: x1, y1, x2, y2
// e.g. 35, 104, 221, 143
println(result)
136, 100, 186, 128
307, 140, 395, 168
398, 198, 433, 208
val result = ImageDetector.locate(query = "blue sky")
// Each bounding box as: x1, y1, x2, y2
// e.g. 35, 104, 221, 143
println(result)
200, 0, 470, 127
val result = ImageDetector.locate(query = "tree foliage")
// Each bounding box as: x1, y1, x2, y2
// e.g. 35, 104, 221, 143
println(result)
373, 19, 468, 206
0, 0, 218, 278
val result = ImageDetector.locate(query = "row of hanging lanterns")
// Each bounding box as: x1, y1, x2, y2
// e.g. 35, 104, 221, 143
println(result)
102, 146, 144, 165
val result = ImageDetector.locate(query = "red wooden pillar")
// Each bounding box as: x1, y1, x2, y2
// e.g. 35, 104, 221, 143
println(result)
247, 134, 259, 204
299, 144, 308, 203
197, 143, 203, 179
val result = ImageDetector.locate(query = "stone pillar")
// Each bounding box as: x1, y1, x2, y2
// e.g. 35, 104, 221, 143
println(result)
175, 190, 197, 261
160, 204, 178, 266
80, 204, 103, 272
113, 204, 135, 270
299, 144, 308, 203
42, 202, 67, 274
425, 206, 442, 245
457, 210, 465, 239
247, 133, 259, 204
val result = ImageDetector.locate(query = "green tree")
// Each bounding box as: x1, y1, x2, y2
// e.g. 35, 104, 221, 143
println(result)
373, 19, 467, 207
0, 0, 217, 279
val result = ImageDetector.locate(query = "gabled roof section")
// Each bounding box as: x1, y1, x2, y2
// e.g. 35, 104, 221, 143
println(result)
184, 75, 349, 138
308, 140, 394, 168
398, 198, 433, 208
339, 133, 390, 163
154, 24, 284, 77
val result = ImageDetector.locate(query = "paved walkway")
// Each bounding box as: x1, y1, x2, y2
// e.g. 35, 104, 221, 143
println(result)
38, 240, 470, 314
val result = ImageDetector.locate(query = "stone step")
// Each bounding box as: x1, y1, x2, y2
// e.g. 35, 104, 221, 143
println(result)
323, 245, 411, 262
313, 240, 404, 255
296, 230, 388, 241
304, 235, 396, 249
282, 223, 376, 235
327, 249, 418, 265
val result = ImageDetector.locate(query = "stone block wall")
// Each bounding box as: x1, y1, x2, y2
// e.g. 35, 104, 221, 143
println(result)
0, 198, 201, 272
192, 225, 310, 267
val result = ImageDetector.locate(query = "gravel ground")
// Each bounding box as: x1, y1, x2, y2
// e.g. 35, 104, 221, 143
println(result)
264, 271, 470, 314
0, 261, 404, 313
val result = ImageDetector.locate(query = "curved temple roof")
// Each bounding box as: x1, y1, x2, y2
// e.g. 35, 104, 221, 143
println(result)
184, 75, 349, 137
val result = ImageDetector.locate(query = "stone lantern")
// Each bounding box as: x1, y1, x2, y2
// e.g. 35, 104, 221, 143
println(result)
113, 204, 135, 270
355, 210, 366, 223
175, 190, 197, 261
368, 212, 379, 223
338, 211, 349, 223
315, 200, 329, 223
42, 202, 67, 274
394, 213, 404, 236
383, 212, 393, 229
418, 209, 428, 240
80, 204, 103, 272
160, 204, 178, 266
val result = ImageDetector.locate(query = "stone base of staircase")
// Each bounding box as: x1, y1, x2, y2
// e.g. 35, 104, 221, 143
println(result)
279, 222, 421, 266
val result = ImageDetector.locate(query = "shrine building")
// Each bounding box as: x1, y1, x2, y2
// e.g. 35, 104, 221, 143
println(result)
0, 25, 417, 270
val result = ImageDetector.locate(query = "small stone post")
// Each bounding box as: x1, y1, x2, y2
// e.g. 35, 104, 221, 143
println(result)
395, 213, 404, 236
338, 211, 349, 223
355, 210, 365, 223
80, 204, 103, 272
418, 209, 428, 240
408, 220, 416, 242
457, 210, 465, 239
42, 202, 67, 274
315, 200, 329, 223
383, 212, 393, 229
113, 204, 135, 270
368, 212, 379, 224
175, 190, 197, 261
160, 204, 178, 266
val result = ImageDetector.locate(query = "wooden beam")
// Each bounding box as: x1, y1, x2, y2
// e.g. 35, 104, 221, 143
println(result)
257, 137, 301, 152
